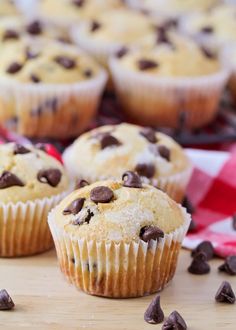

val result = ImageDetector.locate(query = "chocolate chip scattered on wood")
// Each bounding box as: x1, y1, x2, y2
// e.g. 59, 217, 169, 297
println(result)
144, 295, 164, 324
162, 310, 187, 330
218, 256, 236, 275
215, 281, 235, 304
188, 252, 210, 275
191, 241, 214, 261
0, 290, 15, 310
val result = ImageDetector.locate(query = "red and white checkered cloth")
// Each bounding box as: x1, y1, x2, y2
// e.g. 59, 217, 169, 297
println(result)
184, 149, 236, 258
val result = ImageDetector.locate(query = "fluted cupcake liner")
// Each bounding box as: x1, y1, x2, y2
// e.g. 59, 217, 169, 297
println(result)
221, 44, 236, 103
0, 190, 69, 257
48, 206, 191, 298
0, 68, 107, 139
109, 57, 229, 129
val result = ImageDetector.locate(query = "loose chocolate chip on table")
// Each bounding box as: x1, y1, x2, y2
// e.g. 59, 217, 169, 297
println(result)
74, 208, 94, 225
158, 145, 170, 161
140, 225, 164, 242
201, 46, 215, 59
54, 56, 76, 69
0, 171, 24, 189
30, 74, 41, 83
0, 289, 15, 310
215, 281, 235, 304
122, 171, 142, 188
63, 198, 85, 215
77, 179, 90, 189
135, 163, 155, 178
6, 62, 23, 74
100, 134, 121, 149
83, 69, 93, 78
191, 240, 214, 261
218, 256, 236, 275
232, 214, 236, 230
139, 127, 157, 143
188, 251, 210, 275
115, 46, 129, 58
90, 186, 114, 203
201, 26, 214, 34
26, 20, 42, 35
182, 197, 195, 215
144, 295, 164, 324
13, 144, 30, 155
137, 59, 158, 71
73, 0, 85, 7
37, 168, 62, 187
3, 29, 19, 41
90, 20, 101, 32
162, 311, 187, 330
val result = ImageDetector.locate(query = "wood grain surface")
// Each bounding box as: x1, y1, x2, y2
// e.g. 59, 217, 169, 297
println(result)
0, 249, 235, 329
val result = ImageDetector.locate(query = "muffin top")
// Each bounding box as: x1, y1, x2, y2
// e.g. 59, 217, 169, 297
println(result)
111, 38, 220, 77
77, 8, 155, 46
0, 40, 102, 84
39, 0, 124, 23
51, 176, 186, 242
0, 0, 19, 16
0, 17, 71, 44
63, 123, 191, 185
0, 143, 69, 203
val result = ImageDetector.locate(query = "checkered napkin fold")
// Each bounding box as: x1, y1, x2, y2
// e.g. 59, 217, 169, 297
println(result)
184, 149, 236, 258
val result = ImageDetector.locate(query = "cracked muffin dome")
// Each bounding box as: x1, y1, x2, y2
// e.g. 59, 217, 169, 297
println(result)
0, 39, 102, 84
0, 142, 69, 203
50, 176, 186, 243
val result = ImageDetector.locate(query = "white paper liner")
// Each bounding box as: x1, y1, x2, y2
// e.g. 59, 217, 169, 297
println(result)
0, 67, 107, 139
109, 57, 229, 129
0, 189, 70, 257
48, 205, 191, 298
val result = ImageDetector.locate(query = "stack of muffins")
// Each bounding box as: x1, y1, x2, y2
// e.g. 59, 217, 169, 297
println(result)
0, 0, 234, 299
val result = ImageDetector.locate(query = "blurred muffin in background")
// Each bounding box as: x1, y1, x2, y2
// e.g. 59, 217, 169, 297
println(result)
222, 44, 236, 104
109, 37, 229, 129
0, 0, 20, 16
0, 39, 107, 138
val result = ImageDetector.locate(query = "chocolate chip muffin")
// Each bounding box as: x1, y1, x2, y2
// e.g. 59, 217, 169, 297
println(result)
48, 173, 191, 297
0, 0, 19, 16
109, 38, 229, 129
63, 123, 192, 202
0, 39, 107, 138
222, 44, 236, 105
0, 142, 69, 257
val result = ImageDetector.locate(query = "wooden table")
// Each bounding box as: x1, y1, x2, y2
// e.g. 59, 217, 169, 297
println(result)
0, 249, 235, 330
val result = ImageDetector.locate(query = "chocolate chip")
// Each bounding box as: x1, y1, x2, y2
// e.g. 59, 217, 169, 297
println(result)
201, 46, 215, 59
122, 171, 142, 188
187, 219, 197, 233
54, 56, 76, 69
26, 20, 42, 35
115, 47, 129, 58
191, 241, 214, 261
158, 145, 170, 161
77, 179, 89, 189
13, 144, 30, 155
6, 62, 23, 74
73, 0, 85, 7
37, 168, 62, 187
63, 198, 85, 215
144, 295, 164, 324
201, 26, 214, 34
163, 18, 179, 30
188, 251, 210, 275
100, 133, 121, 149
215, 281, 235, 304
135, 163, 155, 178
0, 290, 15, 310
90, 20, 101, 32
137, 59, 158, 70
139, 127, 157, 143
156, 27, 172, 45
0, 171, 24, 189
162, 311, 187, 330
90, 186, 114, 203
30, 74, 41, 83
3, 29, 19, 41
83, 69, 93, 78
182, 197, 195, 214
218, 256, 236, 275
232, 214, 236, 230
140, 225, 164, 242
74, 208, 94, 225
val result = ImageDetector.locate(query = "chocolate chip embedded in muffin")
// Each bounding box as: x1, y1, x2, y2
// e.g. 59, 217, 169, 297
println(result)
144, 295, 164, 324
54, 56, 76, 69
122, 171, 142, 188
26, 20, 43, 35
13, 144, 30, 155
83, 69, 93, 78
140, 225, 164, 242
115, 47, 129, 59
0, 290, 15, 311
135, 163, 155, 178
30, 74, 41, 83
74, 208, 94, 225
162, 311, 187, 330
90, 186, 114, 203
139, 127, 157, 143
37, 168, 62, 187
215, 281, 235, 304
73, 0, 85, 7
6, 62, 23, 74
201, 26, 214, 34
137, 59, 158, 71
90, 20, 101, 32
77, 179, 89, 189
100, 133, 121, 150
63, 198, 85, 215
158, 145, 170, 161
0, 171, 24, 189
201, 46, 215, 59
3, 29, 19, 41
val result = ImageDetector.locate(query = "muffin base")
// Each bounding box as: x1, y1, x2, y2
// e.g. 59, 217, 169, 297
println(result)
48, 207, 190, 298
